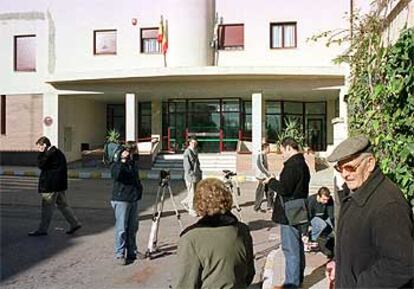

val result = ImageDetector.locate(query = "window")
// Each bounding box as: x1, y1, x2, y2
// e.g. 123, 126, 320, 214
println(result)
94, 30, 117, 55
266, 102, 282, 142
14, 35, 36, 71
270, 22, 297, 48
242, 101, 252, 140
1, 95, 5, 135
107, 104, 125, 140
141, 28, 160, 54
138, 102, 152, 140
218, 24, 244, 50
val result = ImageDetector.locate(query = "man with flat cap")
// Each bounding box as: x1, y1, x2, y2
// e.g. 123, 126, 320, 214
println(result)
325, 135, 413, 289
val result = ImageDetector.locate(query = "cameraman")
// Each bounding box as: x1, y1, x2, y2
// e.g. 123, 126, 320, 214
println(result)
110, 143, 143, 265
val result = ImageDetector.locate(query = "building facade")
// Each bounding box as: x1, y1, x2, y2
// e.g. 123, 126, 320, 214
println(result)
1, 0, 353, 164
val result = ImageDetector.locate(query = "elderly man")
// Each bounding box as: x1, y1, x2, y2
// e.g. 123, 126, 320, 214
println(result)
326, 135, 413, 289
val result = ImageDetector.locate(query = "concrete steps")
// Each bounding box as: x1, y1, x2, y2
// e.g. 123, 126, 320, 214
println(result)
151, 153, 237, 177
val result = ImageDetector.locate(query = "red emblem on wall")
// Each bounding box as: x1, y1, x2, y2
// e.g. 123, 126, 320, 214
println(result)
43, 116, 53, 127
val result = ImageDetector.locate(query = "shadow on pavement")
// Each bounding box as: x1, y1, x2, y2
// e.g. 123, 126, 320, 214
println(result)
303, 263, 328, 289
0, 176, 187, 282
248, 219, 277, 232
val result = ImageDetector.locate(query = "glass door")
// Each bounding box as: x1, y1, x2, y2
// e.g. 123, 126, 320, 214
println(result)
168, 101, 186, 152
222, 100, 240, 151
188, 100, 221, 153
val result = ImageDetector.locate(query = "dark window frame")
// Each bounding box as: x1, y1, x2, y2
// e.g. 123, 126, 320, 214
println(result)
138, 102, 152, 140
140, 27, 161, 54
1, 95, 5, 135
218, 24, 244, 50
14, 34, 36, 72
270, 22, 297, 49
93, 29, 117, 55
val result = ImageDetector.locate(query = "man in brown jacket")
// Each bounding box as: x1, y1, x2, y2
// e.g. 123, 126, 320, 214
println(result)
326, 135, 413, 288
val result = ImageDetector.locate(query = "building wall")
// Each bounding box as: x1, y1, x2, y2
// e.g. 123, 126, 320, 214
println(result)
1, 0, 349, 90
215, 0, 349, 67
59, 97, 106, 161
0, 94, 43, 151
0, 9, 49, 95
383, 0, 414, 45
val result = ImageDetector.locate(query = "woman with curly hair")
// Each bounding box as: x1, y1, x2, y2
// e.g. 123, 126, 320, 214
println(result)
175, 178, 255, 289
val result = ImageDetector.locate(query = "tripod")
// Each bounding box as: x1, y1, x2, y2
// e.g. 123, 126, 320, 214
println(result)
223, 170, 243, 221
145, 170, 183, 259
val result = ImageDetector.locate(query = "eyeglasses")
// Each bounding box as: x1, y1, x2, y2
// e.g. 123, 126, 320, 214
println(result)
334, 155, 369, 173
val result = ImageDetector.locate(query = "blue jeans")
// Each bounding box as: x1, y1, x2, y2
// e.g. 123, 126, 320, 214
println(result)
111, 201, 139, 258
280, 224, 305, 288
310, 217, 333, 241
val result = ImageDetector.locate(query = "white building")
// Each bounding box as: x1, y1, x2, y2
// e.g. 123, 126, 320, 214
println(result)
1, 0, 357, 165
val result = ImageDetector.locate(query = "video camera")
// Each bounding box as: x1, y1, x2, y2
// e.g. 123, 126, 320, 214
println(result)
223, 169, 237, 179
159, 169, 170, 187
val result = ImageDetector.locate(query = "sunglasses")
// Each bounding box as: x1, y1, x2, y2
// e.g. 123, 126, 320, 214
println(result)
334, 155, 369, 173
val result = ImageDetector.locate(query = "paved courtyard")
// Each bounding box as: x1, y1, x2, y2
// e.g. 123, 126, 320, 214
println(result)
0, 175, 330, 289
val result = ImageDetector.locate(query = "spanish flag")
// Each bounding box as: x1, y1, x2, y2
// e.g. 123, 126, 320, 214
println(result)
162, 20, 168, 55
157, 16, 163, 43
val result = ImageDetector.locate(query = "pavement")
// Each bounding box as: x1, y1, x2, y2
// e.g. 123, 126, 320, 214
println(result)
0, 173, 333, 289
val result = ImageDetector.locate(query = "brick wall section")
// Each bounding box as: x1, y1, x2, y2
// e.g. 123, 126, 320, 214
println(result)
0, 94, 43, 151
236, 152, 315, 176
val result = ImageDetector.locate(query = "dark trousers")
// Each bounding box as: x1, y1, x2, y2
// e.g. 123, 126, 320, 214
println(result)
254, 181, 273, 210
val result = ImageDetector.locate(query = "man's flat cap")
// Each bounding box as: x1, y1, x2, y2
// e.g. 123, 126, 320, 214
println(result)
327, 135, 371, 162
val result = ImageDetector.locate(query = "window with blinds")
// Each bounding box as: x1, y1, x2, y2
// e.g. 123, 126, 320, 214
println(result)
218, 24, 244, 50
14, 35, 36, 71
141, 28, 160, 54
270, 22, 297, 49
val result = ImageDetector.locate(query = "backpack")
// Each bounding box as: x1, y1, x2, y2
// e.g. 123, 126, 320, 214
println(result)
103, 142, 123, 165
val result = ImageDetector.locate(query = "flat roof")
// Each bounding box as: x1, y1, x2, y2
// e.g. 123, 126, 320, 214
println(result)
47, 65, 346, 84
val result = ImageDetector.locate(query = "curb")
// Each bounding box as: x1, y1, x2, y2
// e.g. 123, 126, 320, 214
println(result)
0, 168, 257, 182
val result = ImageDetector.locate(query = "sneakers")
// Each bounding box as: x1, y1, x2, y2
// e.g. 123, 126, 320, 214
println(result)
66, 224, 82, 235
28, 230, 48, 237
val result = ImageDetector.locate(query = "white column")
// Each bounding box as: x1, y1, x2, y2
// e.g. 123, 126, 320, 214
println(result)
252, 92, 263, 170
43, 90, 59, 146
125, 93, 137, 142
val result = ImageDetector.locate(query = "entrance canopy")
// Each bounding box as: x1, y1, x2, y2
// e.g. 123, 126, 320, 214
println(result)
48, 65, 345, 102
48, 65, 345, 154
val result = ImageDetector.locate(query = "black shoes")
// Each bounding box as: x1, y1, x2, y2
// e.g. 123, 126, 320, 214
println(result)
66, 224, 82, 235
28, 225, 81, 236
28, 231, 48, 237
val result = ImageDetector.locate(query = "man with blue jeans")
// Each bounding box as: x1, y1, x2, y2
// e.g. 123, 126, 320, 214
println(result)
111, 144, 143, 265
265, 137, 310, 289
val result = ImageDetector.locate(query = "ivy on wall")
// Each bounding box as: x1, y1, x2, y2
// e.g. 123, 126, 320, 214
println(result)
312, 1, 414, 205
350, 26, 413, 206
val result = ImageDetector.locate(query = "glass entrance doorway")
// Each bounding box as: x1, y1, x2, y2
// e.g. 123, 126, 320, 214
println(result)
162, 99, 241, 153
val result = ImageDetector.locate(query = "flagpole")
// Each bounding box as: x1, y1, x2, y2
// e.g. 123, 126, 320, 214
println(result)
163, 19, 168, 67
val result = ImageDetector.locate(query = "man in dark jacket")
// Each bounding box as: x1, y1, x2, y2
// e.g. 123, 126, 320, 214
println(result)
326, 135, 413, 289
28, 136, 81, 236
265, 137, 310, 289
111, 144, 143, 265
308, 187, 334, 242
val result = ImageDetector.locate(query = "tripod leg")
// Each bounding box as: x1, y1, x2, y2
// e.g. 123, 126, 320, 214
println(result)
167, 185, 184, 231
232, 188, 242, 212
231, 186, 243, 222
146, 185, 166, 257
